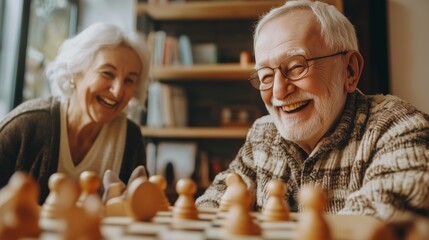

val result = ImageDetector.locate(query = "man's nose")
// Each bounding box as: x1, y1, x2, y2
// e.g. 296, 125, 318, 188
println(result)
272, 70, 296, 99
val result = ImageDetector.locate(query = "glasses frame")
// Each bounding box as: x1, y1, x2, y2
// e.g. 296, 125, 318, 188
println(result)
249, 51, 348, 91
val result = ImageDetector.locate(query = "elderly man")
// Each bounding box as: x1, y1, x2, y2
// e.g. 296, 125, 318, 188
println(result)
196, 0, 429, 220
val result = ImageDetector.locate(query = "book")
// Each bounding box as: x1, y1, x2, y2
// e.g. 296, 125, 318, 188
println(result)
154, 31, 166, 66
178, 35, 193, 66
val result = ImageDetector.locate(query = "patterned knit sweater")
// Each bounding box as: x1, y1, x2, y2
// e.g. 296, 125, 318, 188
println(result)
195, 92, 429, 220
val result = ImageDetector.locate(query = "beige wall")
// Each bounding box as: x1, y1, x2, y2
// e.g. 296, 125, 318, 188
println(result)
388, 0, 429, 113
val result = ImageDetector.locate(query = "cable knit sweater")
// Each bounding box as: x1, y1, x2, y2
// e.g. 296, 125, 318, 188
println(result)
195, 92, 429, 220
0, 97, 146, 204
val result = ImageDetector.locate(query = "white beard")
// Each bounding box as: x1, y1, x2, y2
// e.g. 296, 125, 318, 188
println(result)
269, 65, 345, 144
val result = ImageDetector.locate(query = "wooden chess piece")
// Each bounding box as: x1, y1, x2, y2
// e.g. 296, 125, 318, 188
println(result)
296, 185, 331, 240
41, 173, 71, 219
127, 176, 163, 221
261, 179, 290, 221
172, 178, 199, 220
219, 172, 246, 212
224, 182, 261, 236
59, 178, 103, 240
149, 175, 170, 211
104, 182, 127, 217
77, 171, 101, 207
0, 172, 41, 239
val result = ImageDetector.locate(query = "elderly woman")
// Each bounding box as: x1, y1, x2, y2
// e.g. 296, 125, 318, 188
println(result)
0, 22, 150, 203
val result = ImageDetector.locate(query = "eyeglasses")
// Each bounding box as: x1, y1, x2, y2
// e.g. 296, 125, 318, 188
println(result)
249, 51, 348, 91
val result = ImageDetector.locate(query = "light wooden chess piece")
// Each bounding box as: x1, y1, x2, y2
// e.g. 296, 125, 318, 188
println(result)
261, 179, 290, 221
127, 176, 163, 221
149, 175, 170, 211
41, 172, 71, 219
104, 182, 127, 217
296, 185, 331, 240
224, 182, 261, 236
219, 172, 246, 212
0, 172, 41, 239
77, 171, 101, 207
172, 178, 199, 220
58, 178, 103, 240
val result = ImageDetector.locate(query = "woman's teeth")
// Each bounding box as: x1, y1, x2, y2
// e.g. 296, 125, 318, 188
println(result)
98, 96, 117, 107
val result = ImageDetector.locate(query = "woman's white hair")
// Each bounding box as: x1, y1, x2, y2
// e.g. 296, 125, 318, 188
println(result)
46, 22, 150, 108
254, 0, 358, 52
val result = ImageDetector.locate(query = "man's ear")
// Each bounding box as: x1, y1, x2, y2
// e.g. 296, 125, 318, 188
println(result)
344, 51, 364, 93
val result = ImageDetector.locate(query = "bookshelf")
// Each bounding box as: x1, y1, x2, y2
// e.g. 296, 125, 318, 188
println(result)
141, 126, 249, 139
152, 64, 254, 80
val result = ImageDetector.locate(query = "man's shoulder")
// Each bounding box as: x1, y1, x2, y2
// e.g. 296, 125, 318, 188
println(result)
366, 94, 429, 129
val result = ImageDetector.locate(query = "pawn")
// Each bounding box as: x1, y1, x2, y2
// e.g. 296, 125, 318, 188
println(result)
172, 178, 199, 220
223, 182, 261, 236
219, 172, 246, 212
58, 178, 102, 240
41, 173, 72, 218
77, 171, 101, 207
261, 179, 290, 221
0, 172, 41, 239
149, 175, 170, 211
296, 185, 331, 240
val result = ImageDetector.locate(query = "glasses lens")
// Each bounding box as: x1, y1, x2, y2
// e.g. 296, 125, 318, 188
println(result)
280, 55, 308, 80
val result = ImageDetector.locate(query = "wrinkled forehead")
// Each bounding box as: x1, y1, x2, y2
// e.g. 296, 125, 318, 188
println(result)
254, 9, 323, 68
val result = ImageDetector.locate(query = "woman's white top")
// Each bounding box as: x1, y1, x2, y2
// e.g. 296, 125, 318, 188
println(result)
57, 98, 126, 181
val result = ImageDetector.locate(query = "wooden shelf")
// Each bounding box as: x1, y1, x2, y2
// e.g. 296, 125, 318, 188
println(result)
151, 64, 254, 80
136, 0, 343, 20
141, 126, 250, 139
136, 1, 285, 20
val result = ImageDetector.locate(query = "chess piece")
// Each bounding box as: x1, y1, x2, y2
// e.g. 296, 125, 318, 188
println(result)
104, 182, 127, 216
103, 166, 151, 217
102, 169, 126, 203
0, 172, 41, 239
219, 172, 246, 212
58, 178, 103, 240
77, 171, 101, 207
172, 178, 199, 220
261, 179, 290, 221
224, 182, 261, 236
149, 175, 170, 211
41, 173, 73, 219
127, 176, 163, 221
296, 185, 331, 240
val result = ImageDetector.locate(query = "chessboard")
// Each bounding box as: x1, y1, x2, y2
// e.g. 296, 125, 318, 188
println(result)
36, 207, 382, 240
1, 169, 426, 240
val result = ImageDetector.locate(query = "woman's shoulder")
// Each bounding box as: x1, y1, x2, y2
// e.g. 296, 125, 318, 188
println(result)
0, 97, 60, 129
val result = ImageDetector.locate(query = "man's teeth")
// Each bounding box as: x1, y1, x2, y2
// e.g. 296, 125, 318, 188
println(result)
281, 101, 307, 112
100, 96, 117, 106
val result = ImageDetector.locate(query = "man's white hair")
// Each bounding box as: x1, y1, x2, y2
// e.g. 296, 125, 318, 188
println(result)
254, 0, 358, 52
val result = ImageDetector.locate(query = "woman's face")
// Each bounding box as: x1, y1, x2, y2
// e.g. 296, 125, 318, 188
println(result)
70, 45, 142, 124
